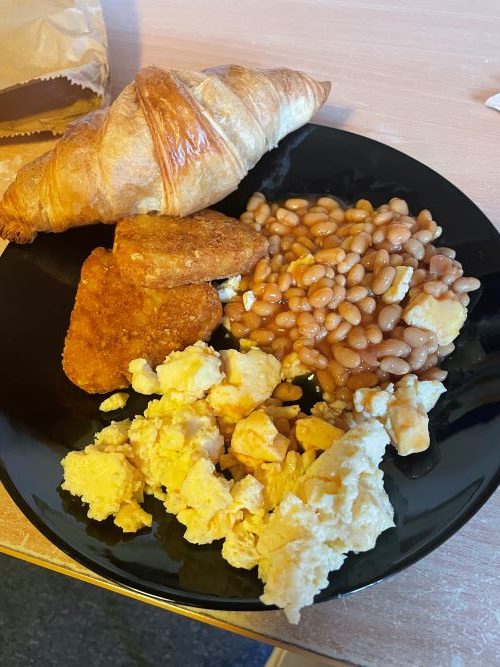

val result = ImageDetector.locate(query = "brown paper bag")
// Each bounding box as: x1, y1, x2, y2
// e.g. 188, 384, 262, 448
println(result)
0, 0, 110, 139
0, 0, 110, 251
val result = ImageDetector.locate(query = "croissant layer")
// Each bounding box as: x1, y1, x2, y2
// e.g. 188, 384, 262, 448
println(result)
0, 65, 330, 243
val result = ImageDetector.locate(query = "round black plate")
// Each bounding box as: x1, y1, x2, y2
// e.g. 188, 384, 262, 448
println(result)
1, 125, 499, 611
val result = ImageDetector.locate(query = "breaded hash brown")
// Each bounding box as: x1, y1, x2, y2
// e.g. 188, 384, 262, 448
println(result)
63, 248, 222, 393
113, 209, 269, 288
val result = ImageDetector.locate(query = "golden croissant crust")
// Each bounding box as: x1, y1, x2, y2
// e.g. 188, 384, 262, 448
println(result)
0, 64, 330, 243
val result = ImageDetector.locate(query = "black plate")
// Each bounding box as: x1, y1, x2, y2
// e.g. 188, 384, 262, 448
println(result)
1, 125, 500, 611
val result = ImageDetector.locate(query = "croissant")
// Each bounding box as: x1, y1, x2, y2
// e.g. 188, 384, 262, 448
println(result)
0, 65, 330, 243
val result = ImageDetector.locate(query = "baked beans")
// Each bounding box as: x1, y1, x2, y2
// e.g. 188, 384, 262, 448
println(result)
375, 339, 411, 359
308, 286, 334, 309
365, 323, 383, 345
338, 301, 362, 326
372, 266, 396, 295
407, 346, 428, 371
333, 345, 361, 369
452, 277, 481, 294
223, 193, 480, 406
379, 357, 411, 375
438, 342, 455, 357
347, 327, 369, 350
273, 382, 303, 402
419, 367, 448, 381
303, 264, 326, 285
403, 326, 428, 347
327, 320, 352, 343
377, 304, 403, 332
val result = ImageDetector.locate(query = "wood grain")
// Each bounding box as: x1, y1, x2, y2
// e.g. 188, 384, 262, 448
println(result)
1, 0, 500, 663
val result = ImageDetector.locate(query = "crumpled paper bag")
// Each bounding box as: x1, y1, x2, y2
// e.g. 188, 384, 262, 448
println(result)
0, 0, 109, 139
0, 0, 110, 252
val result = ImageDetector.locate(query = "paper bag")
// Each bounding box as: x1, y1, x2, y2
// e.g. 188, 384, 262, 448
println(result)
0, 0, 110, 139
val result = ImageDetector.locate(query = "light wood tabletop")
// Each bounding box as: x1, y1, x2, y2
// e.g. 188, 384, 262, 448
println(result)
1, 1, 499, 664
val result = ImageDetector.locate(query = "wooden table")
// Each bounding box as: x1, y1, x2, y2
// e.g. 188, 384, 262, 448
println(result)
1, 1, 500, 664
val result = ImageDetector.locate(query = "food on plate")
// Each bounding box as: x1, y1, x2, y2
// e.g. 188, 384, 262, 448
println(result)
231, 409, 290, 466
217, 275, 242, 303
352, 374, 446, 455
3, 42, 483, 620
207, 348, 281, 422
225, 194, 481, 407
61, 343, 394, 623
113, 209, 269, 289
99, 392, 129, 412
402, 292, 466, 346
58, 186, 480, 621
272, 381, 303, 402
254, 420, 393, 623
295, 416, 344, 451
128, 359, 161, 395
62, 248, 222, 393
151, 341, 224, 401
61, 420, 152, 533
0, 65, 330, 243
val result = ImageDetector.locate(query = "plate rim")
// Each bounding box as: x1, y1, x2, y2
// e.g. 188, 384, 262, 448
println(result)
1, 123, 499, 612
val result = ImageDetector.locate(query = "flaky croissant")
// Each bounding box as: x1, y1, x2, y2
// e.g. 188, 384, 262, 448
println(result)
0, 65, 330, 243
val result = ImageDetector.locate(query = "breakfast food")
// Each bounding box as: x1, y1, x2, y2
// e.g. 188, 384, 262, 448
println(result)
60, 189, 479, 621
352, 374, 446, 455
62, 204, 272, 393
254, 420, 393, 621
62, 248, 222, 393
207, 348, 281, 423
99, 392, 129, 412
224, 194, 481, 411
113, 209, 269, 289
0, 65, 330, 243
62, 343, 394, 623
5, 49, 483, 622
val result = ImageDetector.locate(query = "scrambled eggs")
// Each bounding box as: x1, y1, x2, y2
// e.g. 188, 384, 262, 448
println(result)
231, 409, 289, 466
61, 342, 396, 623
353, 374, 446, 455
207, 348, 281, 422
280, 351, 309, 380
239, 420, 393, 623
216, 275, 241, 302
382, 265, 413, 304
238, 338, 258, 351
287, 253, 315, 279
295, 416, 344, 451
61, 446, 148, 525
253, 450, 316, 511
242, 290, 256, 311
128, 358, 161, 395
155, 342, 223, 401
403, 292, 466, 346
99, 392, 129, 412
